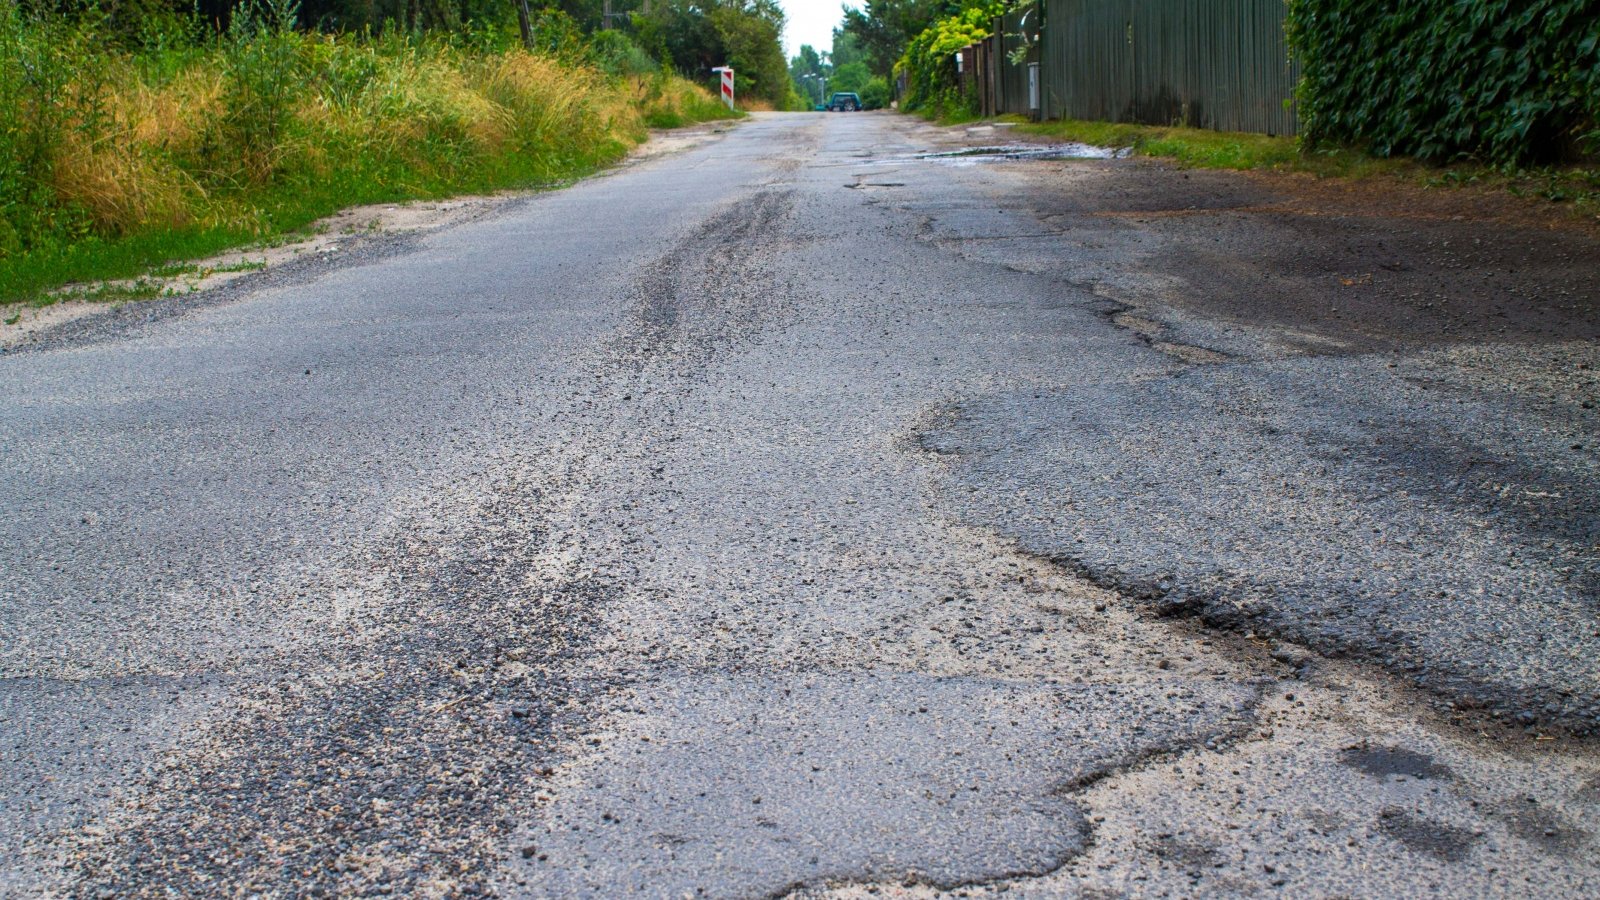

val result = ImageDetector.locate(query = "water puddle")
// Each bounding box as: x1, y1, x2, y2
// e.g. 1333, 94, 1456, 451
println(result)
916, 143, 1129, 164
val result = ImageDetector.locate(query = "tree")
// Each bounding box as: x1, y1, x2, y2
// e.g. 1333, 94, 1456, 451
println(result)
860, 75, 889, 109
840, 0, 956, 78
710, 0, 790, 104
828, 27, 863, 68
790, 43, 829, 106
831, 60, 868, 94
633, 0, 793, 105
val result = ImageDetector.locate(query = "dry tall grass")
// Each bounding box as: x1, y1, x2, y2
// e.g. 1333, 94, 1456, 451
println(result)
0, 5, 732, 296
37, 42, 657, 238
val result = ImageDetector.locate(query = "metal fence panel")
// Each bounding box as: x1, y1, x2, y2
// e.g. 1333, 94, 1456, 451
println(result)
996, 8, 1036, 115
1040, 0, 1298, 135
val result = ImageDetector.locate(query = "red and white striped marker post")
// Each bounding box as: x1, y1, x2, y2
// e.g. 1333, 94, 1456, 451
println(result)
712, 66, 735, 111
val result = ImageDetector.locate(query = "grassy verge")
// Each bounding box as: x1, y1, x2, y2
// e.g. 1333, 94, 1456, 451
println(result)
0, 5, 736, 307
1011, 117, 1600, 215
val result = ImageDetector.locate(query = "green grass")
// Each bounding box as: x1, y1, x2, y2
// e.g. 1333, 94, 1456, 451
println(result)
50, 278, 171, 304
932, 107, 987, 127
2, 145, 632, 307
1, 101, 739, 307
644, 107, 737, 129
656, 96, 743, 129
144, 258, 265, 280
1013, 117, 1375, 172
212, 259, 268, 273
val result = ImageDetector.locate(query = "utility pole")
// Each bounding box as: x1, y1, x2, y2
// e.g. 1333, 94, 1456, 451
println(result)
602, 0, 630, 29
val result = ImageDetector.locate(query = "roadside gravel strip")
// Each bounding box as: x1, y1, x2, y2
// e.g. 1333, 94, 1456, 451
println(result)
1, 114, 1597, 896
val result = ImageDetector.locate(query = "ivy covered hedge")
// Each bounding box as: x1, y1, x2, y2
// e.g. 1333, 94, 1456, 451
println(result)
897, 1, 1006, 116
1287, 0, 1600, 164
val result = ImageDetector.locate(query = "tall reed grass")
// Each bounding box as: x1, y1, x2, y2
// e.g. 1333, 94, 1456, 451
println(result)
0, 0, 733, 302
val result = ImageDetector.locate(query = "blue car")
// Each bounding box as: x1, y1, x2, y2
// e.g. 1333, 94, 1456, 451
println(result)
827, 92, 861, 112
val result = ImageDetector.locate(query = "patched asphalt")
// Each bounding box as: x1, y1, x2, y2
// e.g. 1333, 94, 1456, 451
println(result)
1, 113, 1597, 897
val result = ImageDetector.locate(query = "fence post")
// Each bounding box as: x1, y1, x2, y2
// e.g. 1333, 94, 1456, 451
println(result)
1028, 62, 1041, 120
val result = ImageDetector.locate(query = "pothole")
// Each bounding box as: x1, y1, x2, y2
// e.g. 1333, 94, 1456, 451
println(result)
1153, 340, 1232, 364
916, 144, 1129, 164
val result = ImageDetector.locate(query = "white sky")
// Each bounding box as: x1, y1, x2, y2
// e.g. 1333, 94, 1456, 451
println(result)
779, 0, 851, 59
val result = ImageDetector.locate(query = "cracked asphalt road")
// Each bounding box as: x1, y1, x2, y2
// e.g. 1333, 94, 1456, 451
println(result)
2, 112, 1597, 897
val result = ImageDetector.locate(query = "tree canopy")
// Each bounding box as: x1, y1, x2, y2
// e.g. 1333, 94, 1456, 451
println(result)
840, 0, 957, 77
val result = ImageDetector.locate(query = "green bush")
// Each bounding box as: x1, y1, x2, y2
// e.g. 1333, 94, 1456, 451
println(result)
860, 76, 890, 110
831, 60, 870, 94
0, 4, 102, 255
588, 29, 657, 77
896, 1, 1004, 117
218, 0, 306, 182
1287, 0, 1600, 164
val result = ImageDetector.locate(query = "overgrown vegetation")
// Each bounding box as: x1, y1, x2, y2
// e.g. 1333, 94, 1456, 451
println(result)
0, 0, 762, 303
1287, 0, 1599, 165
1018, 118, 1393, 171
874, 0, 1597, 188
895, 1, 1001, 118
841, 0, 955, 79
630, 0, 796, 109
847, 0, 1026, 119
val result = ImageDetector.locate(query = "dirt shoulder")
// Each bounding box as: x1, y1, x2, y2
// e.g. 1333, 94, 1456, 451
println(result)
1041, 161, 1600, 353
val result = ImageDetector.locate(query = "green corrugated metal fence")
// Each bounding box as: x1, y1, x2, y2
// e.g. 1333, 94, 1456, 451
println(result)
1039, 0, 1299, 135
996, 7, 1037, 115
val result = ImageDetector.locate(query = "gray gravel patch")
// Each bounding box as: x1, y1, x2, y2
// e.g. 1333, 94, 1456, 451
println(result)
509, 673, 1255, 896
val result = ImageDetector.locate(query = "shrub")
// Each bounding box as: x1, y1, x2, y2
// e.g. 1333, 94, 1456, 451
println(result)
1287, 0, 1600, 164
860, 76, 891, 111
636, 71, 733, 128
588, 29, 657, 77
896, 1, 1005, 117
218, 0, 306, 182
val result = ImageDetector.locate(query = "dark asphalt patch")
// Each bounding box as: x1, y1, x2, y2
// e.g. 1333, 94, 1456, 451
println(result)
1496, 803, 1593, 856
1378, 808, 1481, 862
1027, 164, 1600, 353
1339, 745, 1453, 781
